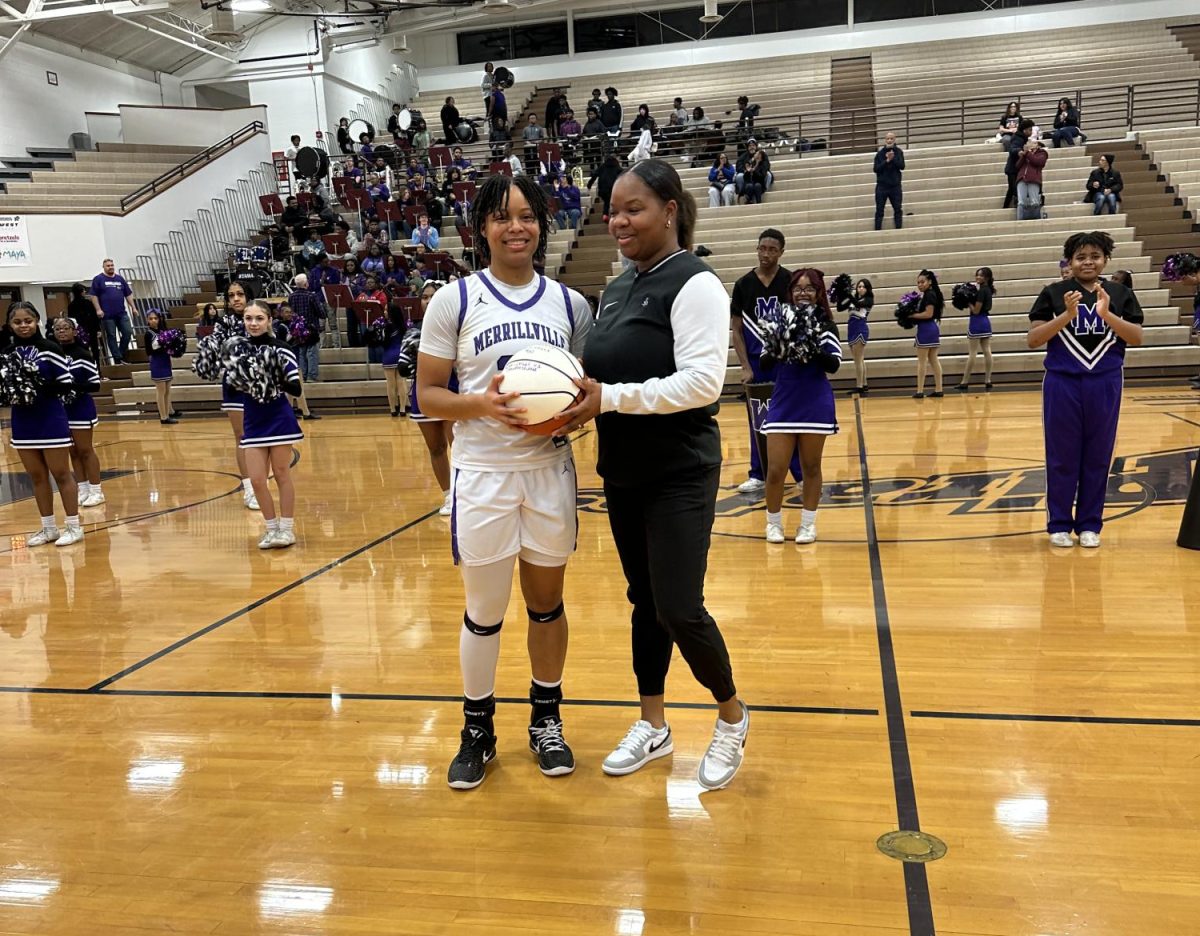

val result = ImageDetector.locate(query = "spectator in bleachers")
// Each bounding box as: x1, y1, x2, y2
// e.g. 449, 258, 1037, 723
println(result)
68, 282, 103, 364
630, 119, 657, 164
387, 104, 405, 141
281, 195, 307, 243
411, 213, 440, 250
708, 152, 736, 207
381, 252, 406, 292
405, 155, 426, 183
588, 88, 604, 115
411, 120, 433, 160
732, 95, 760, 134
287, 274, 325, 387
546, 92, 563, 140
443, 166, 465, 198
440, 97, 460, 145
1051, 97, 1084, 148
311, 253, 341, 291
503, 143, 525, 177
523, 114, 546, 160
345, 156, 364, 181
488, 116, 509, 159
335, 220, 359, 255
362, 244, 386, 277
1060, 259, 1072, 279
343, 257, 366, 346
558, 108, 581, 144
1086, 154, 1123, 215
491, 85, 508, 128
301, 231, 325, 272
738, 140, 770, 205
996, 102, 1022, 146
481, 61, 495, 116
451, 146, 475, 178
553, 175, 583, 230
336, 118, 354, 155
362, 221, 389, 252
1015, 136, 1048, 221
361, 274, 389, 309
359, 134, 374, 162
366, 173, 390, 204
582, 107, 606, 163
690, 106, 712, 131
600, 87, 623, 134
631, 104, 653, 136
1003, 119, 1035, 210
89, 259, 135, 366
198, 301, 220, 328
873, 131, 905, 230
588, 154, 623, 221
672, 97, 688, 125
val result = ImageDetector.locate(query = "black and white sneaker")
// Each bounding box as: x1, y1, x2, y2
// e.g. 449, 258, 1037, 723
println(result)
528, 717, 575, 776
447, 725, 497, 790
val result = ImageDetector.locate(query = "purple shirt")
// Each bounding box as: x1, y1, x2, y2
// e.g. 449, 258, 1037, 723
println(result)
89, 273, 131, 318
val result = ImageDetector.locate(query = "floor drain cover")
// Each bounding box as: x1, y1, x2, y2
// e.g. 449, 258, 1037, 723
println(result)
876, 830, 947, 863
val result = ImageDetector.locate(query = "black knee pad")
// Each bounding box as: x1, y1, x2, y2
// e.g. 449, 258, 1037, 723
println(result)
527, 602, 564, 624
463, 612, 502, 637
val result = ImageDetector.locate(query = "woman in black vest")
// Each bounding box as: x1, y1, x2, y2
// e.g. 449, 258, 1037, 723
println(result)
558, 159, 749, 791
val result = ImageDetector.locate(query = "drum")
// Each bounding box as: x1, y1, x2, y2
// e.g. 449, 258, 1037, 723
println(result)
347, 118, 375, 144
454, 121, 478, 143
494, 66, 514, 89
294, 146, 330, 181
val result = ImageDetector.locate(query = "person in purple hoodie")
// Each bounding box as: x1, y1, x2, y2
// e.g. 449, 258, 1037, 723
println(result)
552, 175, 582, 230
89, 258, 136, 364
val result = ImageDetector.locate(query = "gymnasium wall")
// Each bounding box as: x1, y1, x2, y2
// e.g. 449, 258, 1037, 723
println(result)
410, 0, 1200, 92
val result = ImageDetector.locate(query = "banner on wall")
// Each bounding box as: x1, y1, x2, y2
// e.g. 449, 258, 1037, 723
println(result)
0, 215, 31, 266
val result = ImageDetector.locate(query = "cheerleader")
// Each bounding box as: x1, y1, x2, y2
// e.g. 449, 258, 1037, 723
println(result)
408, 280, 455, 517
840, 278, 873, 395
1028, 231, 1143, 548
144, 309, 178, 424
239, 299, 304, 549
50, 317, 104, 508
3, 302, 82, 546
761, 269, 842, 544
957, 267, 995, 392
911, 268, 944, 399
222, 283, 258, 510
379, 304, 408, 417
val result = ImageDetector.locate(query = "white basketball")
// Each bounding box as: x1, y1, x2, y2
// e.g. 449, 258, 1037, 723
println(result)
500, 344, 585, 433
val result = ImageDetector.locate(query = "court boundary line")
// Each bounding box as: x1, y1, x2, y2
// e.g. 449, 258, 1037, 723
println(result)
86, 508, 441, 691
911, 710, 1200, 727
855, 398, 936, 936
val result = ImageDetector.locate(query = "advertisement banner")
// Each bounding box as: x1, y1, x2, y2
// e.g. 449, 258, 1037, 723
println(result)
0, 215, 31, 266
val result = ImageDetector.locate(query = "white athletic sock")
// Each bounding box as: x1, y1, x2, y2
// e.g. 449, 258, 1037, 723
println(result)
766, 510, 782, 526
41, 515, 56, 532
92, 482, 103, 495
460, 620, 503, 701
532, 677, 562, 690
64, 515, 80, 530
265, 518, 279, 532
279, 517, 294, 533
801, 508, 817, 527
78, 482, 91, 497
242, 478, 253, 495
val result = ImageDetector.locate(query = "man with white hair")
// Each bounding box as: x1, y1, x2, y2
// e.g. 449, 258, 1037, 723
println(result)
288, 272, 326, 386
873, 131, 905, 230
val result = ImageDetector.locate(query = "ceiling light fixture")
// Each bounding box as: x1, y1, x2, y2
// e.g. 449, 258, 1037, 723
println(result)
700, 0, 723, 24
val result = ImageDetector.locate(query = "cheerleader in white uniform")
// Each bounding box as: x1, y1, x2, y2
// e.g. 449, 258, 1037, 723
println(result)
221, 282, 258, 509
761, 269, 842, 545
4, 302, 83, 546
50, 317, 105, 508
239, 300, 304, 549
408, 280, 456, 517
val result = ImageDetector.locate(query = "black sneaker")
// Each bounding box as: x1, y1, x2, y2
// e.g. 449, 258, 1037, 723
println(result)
447, 725, 496, 790
528, 716, 575, 777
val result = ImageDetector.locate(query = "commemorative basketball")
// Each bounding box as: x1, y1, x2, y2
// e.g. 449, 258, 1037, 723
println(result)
500, 343, 585, 435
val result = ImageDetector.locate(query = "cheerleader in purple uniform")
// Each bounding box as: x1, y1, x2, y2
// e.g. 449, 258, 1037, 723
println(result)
240, 300, 304, 549
911, 268, 945, 399
839, 278, 873, 395
1028, 231, 1143, 549
144, 309, 178, 425
4, 302, 83, 546
221, 283, 258, 509
50, 317, 105, 508
957, 267, 995, 392
761, 269, 842, 545
380, 305, 408, 418
407, 281, 455, 517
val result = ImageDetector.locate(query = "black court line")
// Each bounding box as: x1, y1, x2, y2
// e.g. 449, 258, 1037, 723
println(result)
912, 710, 1200, 727
0, 684, 876, 716
86, 508, 440, 691
1165, 412, 1200, 431
854, 398, 936, 936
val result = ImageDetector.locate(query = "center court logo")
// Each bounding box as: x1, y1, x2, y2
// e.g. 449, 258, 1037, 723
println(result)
576, 446, 1194, 518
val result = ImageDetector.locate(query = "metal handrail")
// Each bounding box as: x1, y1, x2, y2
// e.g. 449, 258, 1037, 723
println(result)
119, 120, 266, 212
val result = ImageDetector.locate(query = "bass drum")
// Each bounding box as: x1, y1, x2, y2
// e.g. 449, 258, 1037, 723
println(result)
294, 146, 330, 181
454, 120, 479, 144
493, 66, 514, 89
347, 118, 375, 144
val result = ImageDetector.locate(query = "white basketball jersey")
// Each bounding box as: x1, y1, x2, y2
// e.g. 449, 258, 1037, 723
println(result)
420, 271, 592, 471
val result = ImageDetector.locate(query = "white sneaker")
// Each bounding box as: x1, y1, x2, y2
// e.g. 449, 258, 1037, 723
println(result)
80, 491, 106, 508
27, 527, 61, 547
697, 701, 749, 791
438, 491, 453, 517
272, 529, 296, 548
1079, 531, 1101, 548
244, 491, 260, 511
765, 521, 785, 544
55, 525, 84, 547
1048, 532, 1074, 548
602, 720, 673, 776
795, 522, 817, 544
738, 477, 766, 494
258, 530, 277, 549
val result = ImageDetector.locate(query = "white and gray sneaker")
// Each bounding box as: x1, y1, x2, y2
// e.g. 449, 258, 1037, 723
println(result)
26, 527, 60, 547
697, 701, 749, 791
55, 525, 84, 547
602, 720, 673, 776
244, 491, 260, 511
765, 521, 785, 544
1079, 531, 1101, 548
257, 530, 278, 549
795, 522, 817, 544
80, 491, 106, 508
1048, 532, 1074, 548
737, 477, 766, 494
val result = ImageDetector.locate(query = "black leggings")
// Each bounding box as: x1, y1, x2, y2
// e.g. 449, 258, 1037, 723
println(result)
604, 465, 736, 702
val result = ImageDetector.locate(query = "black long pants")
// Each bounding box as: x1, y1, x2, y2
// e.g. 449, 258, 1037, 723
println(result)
874, 183, 902, 230
1003, 173, 1017, 209
604, 466, 736, 703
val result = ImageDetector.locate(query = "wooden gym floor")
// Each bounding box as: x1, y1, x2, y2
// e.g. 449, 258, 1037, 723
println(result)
1, 385, 1198, 936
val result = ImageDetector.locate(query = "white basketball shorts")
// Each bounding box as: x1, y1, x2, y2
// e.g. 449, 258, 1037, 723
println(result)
450, 456, 578, 567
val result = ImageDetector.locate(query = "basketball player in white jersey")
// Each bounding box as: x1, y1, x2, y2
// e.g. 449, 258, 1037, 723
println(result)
417, 174, 592, 790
